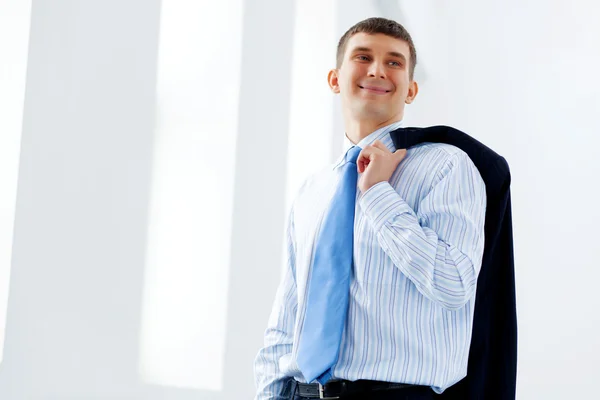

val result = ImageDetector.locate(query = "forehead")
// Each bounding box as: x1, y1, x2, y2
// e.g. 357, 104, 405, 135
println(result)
344, 32, 410, 57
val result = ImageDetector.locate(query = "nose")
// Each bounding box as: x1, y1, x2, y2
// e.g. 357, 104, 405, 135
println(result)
368, 61, 386, 79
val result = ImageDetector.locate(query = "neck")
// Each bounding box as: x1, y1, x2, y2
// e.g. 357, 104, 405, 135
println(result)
343, 112, 403, 145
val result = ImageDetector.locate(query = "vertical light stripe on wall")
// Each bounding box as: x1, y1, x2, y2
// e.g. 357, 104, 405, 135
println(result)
0, 0, 32, 365
139, 0, 243, 392
285, 0, 336, 220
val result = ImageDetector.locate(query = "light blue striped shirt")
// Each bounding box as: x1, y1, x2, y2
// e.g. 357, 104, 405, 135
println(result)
254, 120, 487, 399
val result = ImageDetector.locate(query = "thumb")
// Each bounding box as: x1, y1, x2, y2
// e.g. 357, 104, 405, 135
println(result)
395, 148, 407, 158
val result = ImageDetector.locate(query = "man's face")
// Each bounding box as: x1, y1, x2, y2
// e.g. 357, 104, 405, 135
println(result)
329, 32, 418, 122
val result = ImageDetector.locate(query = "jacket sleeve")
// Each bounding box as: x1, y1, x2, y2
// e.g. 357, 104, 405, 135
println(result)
358, 151, 487, 310
253, 206, 298, 399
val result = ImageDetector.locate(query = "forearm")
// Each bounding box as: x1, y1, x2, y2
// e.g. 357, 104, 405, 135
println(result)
254, 208, 298, 399
254, 276, 297, 399
254, 332, 293, 400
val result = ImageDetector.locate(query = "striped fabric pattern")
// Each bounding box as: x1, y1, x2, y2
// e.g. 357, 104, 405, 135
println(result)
254, 120, 487, 399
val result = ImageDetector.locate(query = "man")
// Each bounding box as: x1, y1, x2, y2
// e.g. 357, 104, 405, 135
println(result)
254, 17, 487, 400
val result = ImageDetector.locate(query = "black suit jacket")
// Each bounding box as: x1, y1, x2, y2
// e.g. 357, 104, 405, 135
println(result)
389, 125, 517, 400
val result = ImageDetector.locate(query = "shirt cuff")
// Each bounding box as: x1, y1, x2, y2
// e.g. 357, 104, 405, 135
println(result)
358, 181, 417, 232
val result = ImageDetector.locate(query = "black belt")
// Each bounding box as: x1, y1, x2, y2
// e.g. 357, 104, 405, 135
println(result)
290, 379, 430, 399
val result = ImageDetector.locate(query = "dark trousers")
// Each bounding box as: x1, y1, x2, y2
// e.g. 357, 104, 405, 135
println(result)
286, 379, 437, 400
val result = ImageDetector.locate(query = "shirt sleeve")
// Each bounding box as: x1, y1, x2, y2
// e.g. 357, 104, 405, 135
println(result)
358, 151, 487, 310
253, 205, 298, 400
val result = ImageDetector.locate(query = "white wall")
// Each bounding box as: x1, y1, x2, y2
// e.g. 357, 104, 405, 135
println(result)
0, 0, 293, 398
0, 0, 598, 399
398, 1, 600, 399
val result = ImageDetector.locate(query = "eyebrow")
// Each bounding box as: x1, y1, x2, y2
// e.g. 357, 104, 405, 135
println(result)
350, 46, 407, 63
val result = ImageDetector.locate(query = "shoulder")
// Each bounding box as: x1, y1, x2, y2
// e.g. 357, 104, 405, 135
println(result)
415, 142, 477, 169
414, 143, 484, 193
407, 142, 475, 176
415, 142, 468, 158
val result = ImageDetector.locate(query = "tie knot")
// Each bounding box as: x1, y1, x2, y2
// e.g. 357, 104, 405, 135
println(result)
345, 145, 362, 164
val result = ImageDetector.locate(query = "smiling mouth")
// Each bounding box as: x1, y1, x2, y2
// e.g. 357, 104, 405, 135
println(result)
359, 85, 391, 94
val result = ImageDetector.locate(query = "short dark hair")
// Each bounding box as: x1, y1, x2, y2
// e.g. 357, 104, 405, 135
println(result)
336, 17, 418, 81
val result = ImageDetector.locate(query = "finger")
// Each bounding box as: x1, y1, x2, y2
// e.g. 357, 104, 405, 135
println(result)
371, 140, 390, 153
356, 150, 370, 173
357, 153, 369, 173
394, 148, 407, 160
359, 146, 384, 161
357, 144, 384, 169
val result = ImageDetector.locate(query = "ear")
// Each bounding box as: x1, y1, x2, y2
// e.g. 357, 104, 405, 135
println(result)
405, 80, 419, 104
328, 69, 340, 94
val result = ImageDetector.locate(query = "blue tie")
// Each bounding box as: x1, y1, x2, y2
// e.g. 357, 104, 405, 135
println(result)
296, 145, 362, 384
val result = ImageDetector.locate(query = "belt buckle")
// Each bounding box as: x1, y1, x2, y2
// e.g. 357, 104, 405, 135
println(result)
318, 383, 339, 400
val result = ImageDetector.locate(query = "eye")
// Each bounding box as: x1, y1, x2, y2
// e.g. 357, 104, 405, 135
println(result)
389, 61, 402, 67
356, 55, 370, 61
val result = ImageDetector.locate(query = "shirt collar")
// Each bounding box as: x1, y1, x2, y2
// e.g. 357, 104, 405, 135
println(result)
333, 120, 405, 170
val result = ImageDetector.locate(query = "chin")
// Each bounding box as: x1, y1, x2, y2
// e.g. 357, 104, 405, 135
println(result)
353, 105, 389, 120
